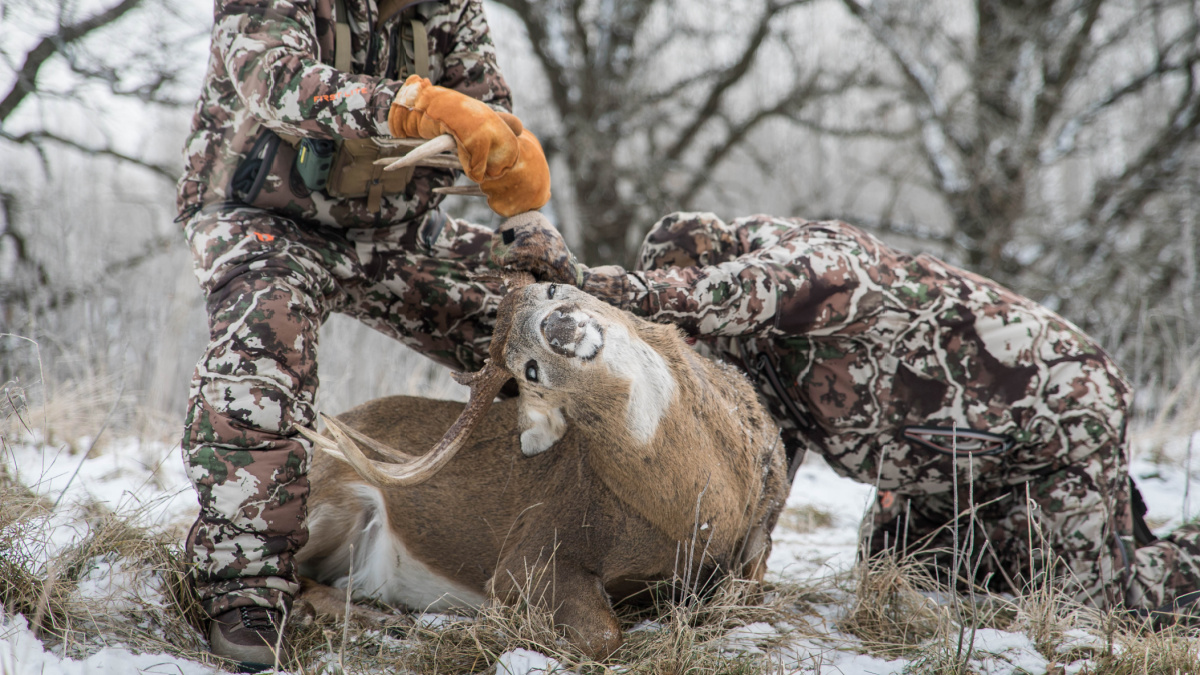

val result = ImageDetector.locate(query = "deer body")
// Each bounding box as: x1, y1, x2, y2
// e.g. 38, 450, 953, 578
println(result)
297, 282, 788, 658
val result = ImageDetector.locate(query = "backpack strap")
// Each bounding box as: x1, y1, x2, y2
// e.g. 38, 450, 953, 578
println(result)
411, 18, 430, 79
333, 0, 353, 73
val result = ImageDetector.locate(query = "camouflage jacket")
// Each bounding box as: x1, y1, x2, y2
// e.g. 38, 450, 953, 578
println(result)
626, 214, 1131, 495
177, 0, 511, 228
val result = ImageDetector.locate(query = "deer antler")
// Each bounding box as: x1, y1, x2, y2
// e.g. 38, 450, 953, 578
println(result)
372, 134, 487, 196
300, 360, 511, 486
302, 270, 536, 486
374, 134, 458, 173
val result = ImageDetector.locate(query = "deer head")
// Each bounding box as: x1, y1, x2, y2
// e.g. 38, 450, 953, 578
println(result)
300, 270, 684, 485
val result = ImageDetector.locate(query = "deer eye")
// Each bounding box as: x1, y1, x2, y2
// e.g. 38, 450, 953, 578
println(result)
547, 284, 558, 299
524, 360, 540, 383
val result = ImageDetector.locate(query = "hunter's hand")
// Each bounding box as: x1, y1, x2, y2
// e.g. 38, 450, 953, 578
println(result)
388, 76, 550, 216
491, 212, 583, 286
579, 265, 632, 310
491, 213, 632, 309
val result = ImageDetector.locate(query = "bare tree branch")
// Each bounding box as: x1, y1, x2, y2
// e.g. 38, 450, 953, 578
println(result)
1041, 21, 1200, 162
840, 0, 970, 195
663, 0, 809, 165
1083, 61, 1200, 230
0, 0, 142, 123
678, 68, 857, 205
1, 130, 179, 182
1031, 0, 1105, 138
495, 0, 574, 115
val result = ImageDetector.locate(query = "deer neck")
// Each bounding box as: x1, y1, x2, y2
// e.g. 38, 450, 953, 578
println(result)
565, 323, 758, 548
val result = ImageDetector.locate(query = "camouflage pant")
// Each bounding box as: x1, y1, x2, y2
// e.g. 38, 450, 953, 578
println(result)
182, 205, 502, 616
866, 439, 1200, 614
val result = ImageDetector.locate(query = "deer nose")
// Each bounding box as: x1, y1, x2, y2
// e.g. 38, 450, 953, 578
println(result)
543, 309, 584, 352
541, 307, 603, 359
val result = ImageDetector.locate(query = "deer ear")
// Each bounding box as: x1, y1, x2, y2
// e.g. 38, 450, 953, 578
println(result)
518, 399, 567, 456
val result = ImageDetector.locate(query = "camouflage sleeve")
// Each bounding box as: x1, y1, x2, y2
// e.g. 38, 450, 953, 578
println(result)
214, 0, 402, 140
434, 0, 512, 112
626, 216, 873, 338
625, 260, 788, 337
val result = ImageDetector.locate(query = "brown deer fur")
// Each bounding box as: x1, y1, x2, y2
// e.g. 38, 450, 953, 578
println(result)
296, 282, 789, 659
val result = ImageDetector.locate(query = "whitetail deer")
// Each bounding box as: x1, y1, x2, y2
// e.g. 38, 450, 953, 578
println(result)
295, 272, 789, 659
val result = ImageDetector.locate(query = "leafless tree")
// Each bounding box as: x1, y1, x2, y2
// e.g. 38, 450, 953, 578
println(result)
0, 0, 203, 394
493, 0, 867, 263
826, 0, 1200, 395
0, 0, 199, 311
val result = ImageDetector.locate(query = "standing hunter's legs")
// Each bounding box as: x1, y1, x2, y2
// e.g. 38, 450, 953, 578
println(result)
182, 207, 344, 618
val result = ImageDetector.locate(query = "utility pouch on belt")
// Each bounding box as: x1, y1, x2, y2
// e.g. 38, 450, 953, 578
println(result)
324, 138, 415, 212
230, 130, 283, 204
228, 129, 313, 214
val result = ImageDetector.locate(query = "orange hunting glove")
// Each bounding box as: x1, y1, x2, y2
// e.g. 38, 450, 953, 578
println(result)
388, 75, 551, 217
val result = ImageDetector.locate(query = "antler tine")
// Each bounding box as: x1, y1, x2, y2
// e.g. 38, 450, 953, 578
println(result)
315, 364, 511, 486
467, 269, 536, 292
324, 414, 426, 462
321, 416, 411, 485
296, 423, 348, 461
433, 185, 487, 196
375, 134, 458, 173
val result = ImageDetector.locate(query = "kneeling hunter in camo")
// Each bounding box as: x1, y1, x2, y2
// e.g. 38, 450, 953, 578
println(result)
175, 0, 550, 668
493, 210, 1200, 622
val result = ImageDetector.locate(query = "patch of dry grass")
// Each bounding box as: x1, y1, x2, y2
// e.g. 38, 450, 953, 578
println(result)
837, 552, 958, 656
0, 478, 212, 665
0, 396, 214, 668
1, 375, 125, 453
310, 576, 823, 674
1134, 362, 1200, 467
777, 504, 835, 534
1091, 626, 1200, 675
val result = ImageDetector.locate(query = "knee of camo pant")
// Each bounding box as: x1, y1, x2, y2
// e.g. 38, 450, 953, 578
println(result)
350, 241, 501, 374
637, 212, 739, 271
1017, 461, 1130, 609
194, 269, 326, 440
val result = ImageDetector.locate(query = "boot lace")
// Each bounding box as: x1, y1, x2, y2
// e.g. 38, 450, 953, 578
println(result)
239, 607, 280, 632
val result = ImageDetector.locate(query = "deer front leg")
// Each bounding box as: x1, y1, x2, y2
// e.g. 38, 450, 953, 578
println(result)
296, 577, 395, 626
488, 559, 622, 660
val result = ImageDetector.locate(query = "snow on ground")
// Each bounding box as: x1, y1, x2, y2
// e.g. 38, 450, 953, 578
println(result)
3, 430, 1199, 674
0, 612, 216, 675
767, 460, 877, 579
